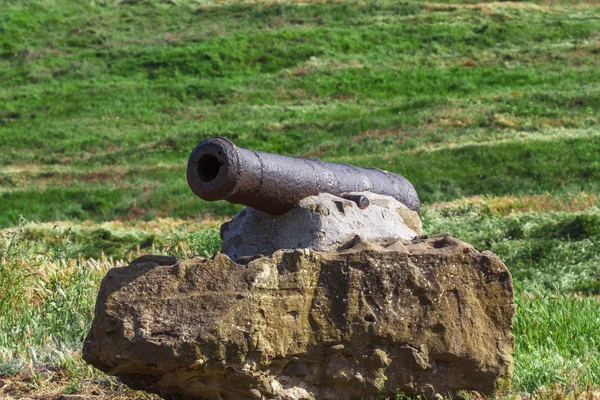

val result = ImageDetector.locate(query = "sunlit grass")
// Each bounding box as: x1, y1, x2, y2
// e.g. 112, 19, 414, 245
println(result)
1, 0, 599, 227
0, 216, 221, 372
1, 196, 599, 397
514, 288, 600, 393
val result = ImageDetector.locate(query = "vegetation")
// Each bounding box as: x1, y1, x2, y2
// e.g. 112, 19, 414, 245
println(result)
0, 0, 599, 398
2, 0, 599, 227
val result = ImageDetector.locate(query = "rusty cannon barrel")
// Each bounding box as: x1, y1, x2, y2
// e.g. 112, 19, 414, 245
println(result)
187, 137, 420, 215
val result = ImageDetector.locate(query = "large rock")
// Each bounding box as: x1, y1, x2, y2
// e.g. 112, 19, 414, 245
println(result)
83, 234, 514, 400
221, 192, 422, 260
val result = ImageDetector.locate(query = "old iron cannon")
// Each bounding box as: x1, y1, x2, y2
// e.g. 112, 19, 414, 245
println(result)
187, 137, 420, 215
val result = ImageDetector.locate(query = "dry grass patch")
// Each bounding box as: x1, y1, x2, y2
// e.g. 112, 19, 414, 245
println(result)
411, 127, 600, 154
11, 217, 224, 238
427, 193, 600, 216
0, 163, 187, 193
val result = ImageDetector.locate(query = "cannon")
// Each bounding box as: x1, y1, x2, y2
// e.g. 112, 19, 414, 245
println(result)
187, 137, 420, 215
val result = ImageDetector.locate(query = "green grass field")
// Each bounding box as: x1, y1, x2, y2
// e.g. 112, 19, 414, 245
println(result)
1, 0, 599, 398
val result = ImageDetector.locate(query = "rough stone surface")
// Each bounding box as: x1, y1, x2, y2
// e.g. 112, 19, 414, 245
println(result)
83, 234, 514, 400
221, 192, 422, 260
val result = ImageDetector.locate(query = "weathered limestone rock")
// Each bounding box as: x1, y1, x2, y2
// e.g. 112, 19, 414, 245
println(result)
83, 235, 514, 400
221, 192, 422, 260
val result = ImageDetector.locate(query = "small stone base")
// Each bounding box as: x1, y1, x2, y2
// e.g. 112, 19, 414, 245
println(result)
221, 192, 422, 260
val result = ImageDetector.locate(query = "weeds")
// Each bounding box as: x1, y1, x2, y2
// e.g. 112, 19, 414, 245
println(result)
514, 286, 600, 392
0, 217, 222, 376
424, 204, 600, 294
1, 201, 599, 396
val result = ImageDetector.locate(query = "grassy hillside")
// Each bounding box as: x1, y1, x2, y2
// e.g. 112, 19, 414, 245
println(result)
1, 0, 599, 227
1, 0, 599, 398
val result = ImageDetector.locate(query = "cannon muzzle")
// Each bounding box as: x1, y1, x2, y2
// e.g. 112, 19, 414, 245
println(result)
187, 137, 420, 215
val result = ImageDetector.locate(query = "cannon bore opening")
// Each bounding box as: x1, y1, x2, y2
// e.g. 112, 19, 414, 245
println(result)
197, 154, 222, 182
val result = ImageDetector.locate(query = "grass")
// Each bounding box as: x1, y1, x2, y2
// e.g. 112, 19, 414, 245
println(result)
1, 0, 599, 226
425, 196, 600, 293
0, 0, 599, 398
514, 288, 600, 393
0, 217, 222, 398
2, 200, 599, 398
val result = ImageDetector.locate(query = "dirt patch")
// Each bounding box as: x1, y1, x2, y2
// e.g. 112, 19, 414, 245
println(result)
0, 368, 158, 399
286, 58, 363, 78
476, 1, 550, 15
424, 1, 551, 15
0, 163, 180, 192
358, 125, 413, 140
300, 125, 418, 159
568, 42, 600, 63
